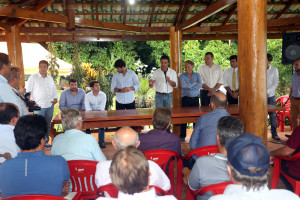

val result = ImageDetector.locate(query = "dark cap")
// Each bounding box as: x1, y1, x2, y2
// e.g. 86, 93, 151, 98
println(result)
225, 132, 270, 176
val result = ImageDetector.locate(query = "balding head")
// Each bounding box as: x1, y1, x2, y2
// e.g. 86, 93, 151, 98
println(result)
210, 92, 227, 109
113, 127, 140, 150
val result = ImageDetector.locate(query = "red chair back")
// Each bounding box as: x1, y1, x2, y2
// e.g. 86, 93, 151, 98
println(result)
271, 152, 300, 197
182, 145, 219, 160
1, 195, 65, 200
67, 160, 99, 199
276, 95, 292, 131
276, 95, 290, 112
143, 149, 183, 200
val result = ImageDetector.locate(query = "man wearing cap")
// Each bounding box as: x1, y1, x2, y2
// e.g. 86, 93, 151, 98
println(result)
188, 116, 244, 200
290, 58, 300, 129
210, 132, 299, 200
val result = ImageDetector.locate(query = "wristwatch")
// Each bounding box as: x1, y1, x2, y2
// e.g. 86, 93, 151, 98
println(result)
118, 89, 121, 92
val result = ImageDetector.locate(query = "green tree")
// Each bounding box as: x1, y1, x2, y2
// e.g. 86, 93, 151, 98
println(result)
70, 43, 84, 87
47, 42, 60, 83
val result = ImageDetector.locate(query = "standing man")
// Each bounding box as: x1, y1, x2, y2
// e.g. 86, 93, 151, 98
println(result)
179, 60, 202, 141
26, 60, 58, 145
85, 80, 107, 148
59, 78, 85, 111
223, 55, 239, 105
198, 52, 223, 106
0, 53, 22, 116
267, 53, 280, 140
149, 55, 178, 108
290, 58, 300, 129
111, 59, 140, 110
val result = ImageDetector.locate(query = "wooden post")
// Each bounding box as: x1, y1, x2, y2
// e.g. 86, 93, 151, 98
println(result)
238, 0, 267, 142
170, 26, 182, 136
5, 25, 25, 87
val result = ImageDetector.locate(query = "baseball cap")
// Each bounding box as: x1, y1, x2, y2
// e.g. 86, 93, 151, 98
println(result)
225, 132, 270, 176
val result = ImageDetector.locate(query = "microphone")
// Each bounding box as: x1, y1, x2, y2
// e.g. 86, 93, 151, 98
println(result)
164, 71, 167, 83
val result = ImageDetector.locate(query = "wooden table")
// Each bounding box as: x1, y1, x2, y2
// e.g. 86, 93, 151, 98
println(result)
50, 104, 284, 138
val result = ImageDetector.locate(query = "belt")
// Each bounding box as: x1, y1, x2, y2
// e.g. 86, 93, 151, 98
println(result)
156, 92, 171, 95
292, 97, 300, 100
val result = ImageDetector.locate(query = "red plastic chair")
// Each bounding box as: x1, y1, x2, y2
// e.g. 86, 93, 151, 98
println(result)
271, 152, 300, 197
67, 160, 99, 200
181, 145, 219, 200
1, 195, 66, 200
97, 183, 168, 198
276, 95, 292, 132
143, 149, 183, 200
187, 181, 233, 200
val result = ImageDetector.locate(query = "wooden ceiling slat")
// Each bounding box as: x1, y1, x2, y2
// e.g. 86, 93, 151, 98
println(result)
0, 22, 11, 31
274, 0, 295, 19
178, 0, 192, 24
222, 3, 236, 25
177, 0, 236, 30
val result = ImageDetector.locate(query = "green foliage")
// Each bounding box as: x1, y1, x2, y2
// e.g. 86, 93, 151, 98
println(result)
146, 41, 170, 67
98, 72, 114, 110
70, 44, 84, 87
47, 42, 60, 83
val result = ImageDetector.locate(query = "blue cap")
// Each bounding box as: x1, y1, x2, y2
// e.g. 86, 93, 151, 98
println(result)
225, 132, 270, 176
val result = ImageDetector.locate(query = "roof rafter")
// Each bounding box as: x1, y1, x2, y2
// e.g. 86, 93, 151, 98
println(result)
222, 3, 236, 25
177, 0, 192, 24
123, 1, 127, 25
64, 0, 75, 30
148, 0, 157, 27
176, 0, 236, 30
274, 0, 295, 19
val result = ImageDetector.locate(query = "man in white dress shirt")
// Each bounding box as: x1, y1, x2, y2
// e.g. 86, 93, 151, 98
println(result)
149, 55, 178, 108
223, 55, 239, 105
95, 126, 171, 195
267, 53, 280, 141
26, 60, 58, 145
0, 103, 20, 164
198, 52, 223, 106
85, 80, 107, 148
97, 146, 176, 200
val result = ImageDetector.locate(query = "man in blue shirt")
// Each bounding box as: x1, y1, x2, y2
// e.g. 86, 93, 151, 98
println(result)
0, 53, 23, 116
0, 115, 70, 198
111, 59, 140, 110
180, 60, 202, 141
59, 78, 85, 111
189, 92, 230, 164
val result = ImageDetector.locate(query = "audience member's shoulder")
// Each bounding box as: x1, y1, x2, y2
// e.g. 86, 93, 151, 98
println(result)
78, 88, 86, 93
268, 189, 300, 199
46, 154, 67, 163
157, 195, 177, 199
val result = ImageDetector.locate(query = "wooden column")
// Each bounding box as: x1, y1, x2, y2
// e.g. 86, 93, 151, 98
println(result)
238, 0, 267, 142
170, 26, 182, 135
5, 25, 25, 87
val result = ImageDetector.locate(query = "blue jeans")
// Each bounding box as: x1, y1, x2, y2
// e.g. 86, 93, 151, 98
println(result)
34, 104, 54, 143
155, 93, 172, 108
268, 96, 278, 136
86, 128, 105, 143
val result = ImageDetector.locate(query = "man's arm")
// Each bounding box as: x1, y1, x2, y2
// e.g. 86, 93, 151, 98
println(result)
84, 94, 92, 111
148, 160, 171, 191
111, 74, 118, 93
132, 73, 140, 91
191, 74, 202, 90
270, 145, 295, 158
180, 74, 194, 89
189, 118, 202, 150
80, 90, 85, 111
213, 83, 223, 91
188, 160, 201, 191
166, 76, 176, 88
267, 68, 279, 96
59, 91, 67, 111
149, 72, 156, 88
99, 93, 107, 111
90, 136, 107, 161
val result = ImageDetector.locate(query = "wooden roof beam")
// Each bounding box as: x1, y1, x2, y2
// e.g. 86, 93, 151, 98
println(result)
123, 1, 127, 25
64, 0, 75, 30
222, 3, 236, 25
177, 0, 192, 25
148, 0, 157, 27
0, 22, 11, 31
0, 6, 67, 24
274, 0, 295, 19
173, 0, 185, 26
177, 0, 236, 30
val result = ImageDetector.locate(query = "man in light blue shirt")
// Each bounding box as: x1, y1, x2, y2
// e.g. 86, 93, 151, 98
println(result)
51, 108, 106, 161
0, 53, 23, 116
180, 60, 202, 140
59, 78, 85, 111
111, 59, 139, 110
189, 92, 230, 166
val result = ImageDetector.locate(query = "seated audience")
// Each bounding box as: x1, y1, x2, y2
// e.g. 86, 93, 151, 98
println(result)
210, 132, 299, 200
270, 126, 300, 191
188, 116, 244, 200
0, 103, 20, 164
137, 107, 181, 154
0, 115, 69, 197
51, 108, 106, 161
189, 92, 230, 160
59, 78, 85, 111
97, 146, 176, 200
95, 126, 170, 193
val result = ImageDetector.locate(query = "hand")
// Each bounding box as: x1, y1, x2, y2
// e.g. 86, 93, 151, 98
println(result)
18, 88, 26, 94
120, 88, 127, 93
194, 82, 198, 84
125, 87, 131, 92
149, 79, 156, 85
232, 92, 239, 99
208, 92, 213, 96
51, 99, 58, 105
165, 76, 171, 82
270, 156, 274, 164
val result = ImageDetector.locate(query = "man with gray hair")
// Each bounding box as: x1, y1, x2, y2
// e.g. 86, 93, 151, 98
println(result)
95, 126, 170, 194
97, 146, 176, 200
51, 108, 106, 161
188, 116, 244, 200
209, 132, 299, 200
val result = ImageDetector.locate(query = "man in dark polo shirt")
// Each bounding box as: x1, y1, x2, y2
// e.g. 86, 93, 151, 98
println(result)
271, 126, 300, 191
137, 107, 181, 154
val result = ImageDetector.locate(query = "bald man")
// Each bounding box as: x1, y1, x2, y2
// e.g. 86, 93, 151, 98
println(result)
94, 127, 170, 195
189, 92, 230, 161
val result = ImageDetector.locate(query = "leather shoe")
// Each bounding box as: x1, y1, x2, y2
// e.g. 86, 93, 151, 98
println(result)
272, 135, 281, 141
99, 142, 106, 148
285, 134, 291, 138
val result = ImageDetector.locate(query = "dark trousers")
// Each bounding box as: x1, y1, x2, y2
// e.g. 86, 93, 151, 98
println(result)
268, 96, 278, 136
200, 90, 211, 106
280, 160, 300, 191
86, 128, 105, 143
226, 92, 239, 105
180, 96, 199, 138
116, 100, 136, 110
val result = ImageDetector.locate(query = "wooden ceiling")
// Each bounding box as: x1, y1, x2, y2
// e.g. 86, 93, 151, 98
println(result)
0, 0, 299, 42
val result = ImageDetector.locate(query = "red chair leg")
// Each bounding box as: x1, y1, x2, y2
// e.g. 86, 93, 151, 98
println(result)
271, 157, 281, 189
186, 186, 195, 200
